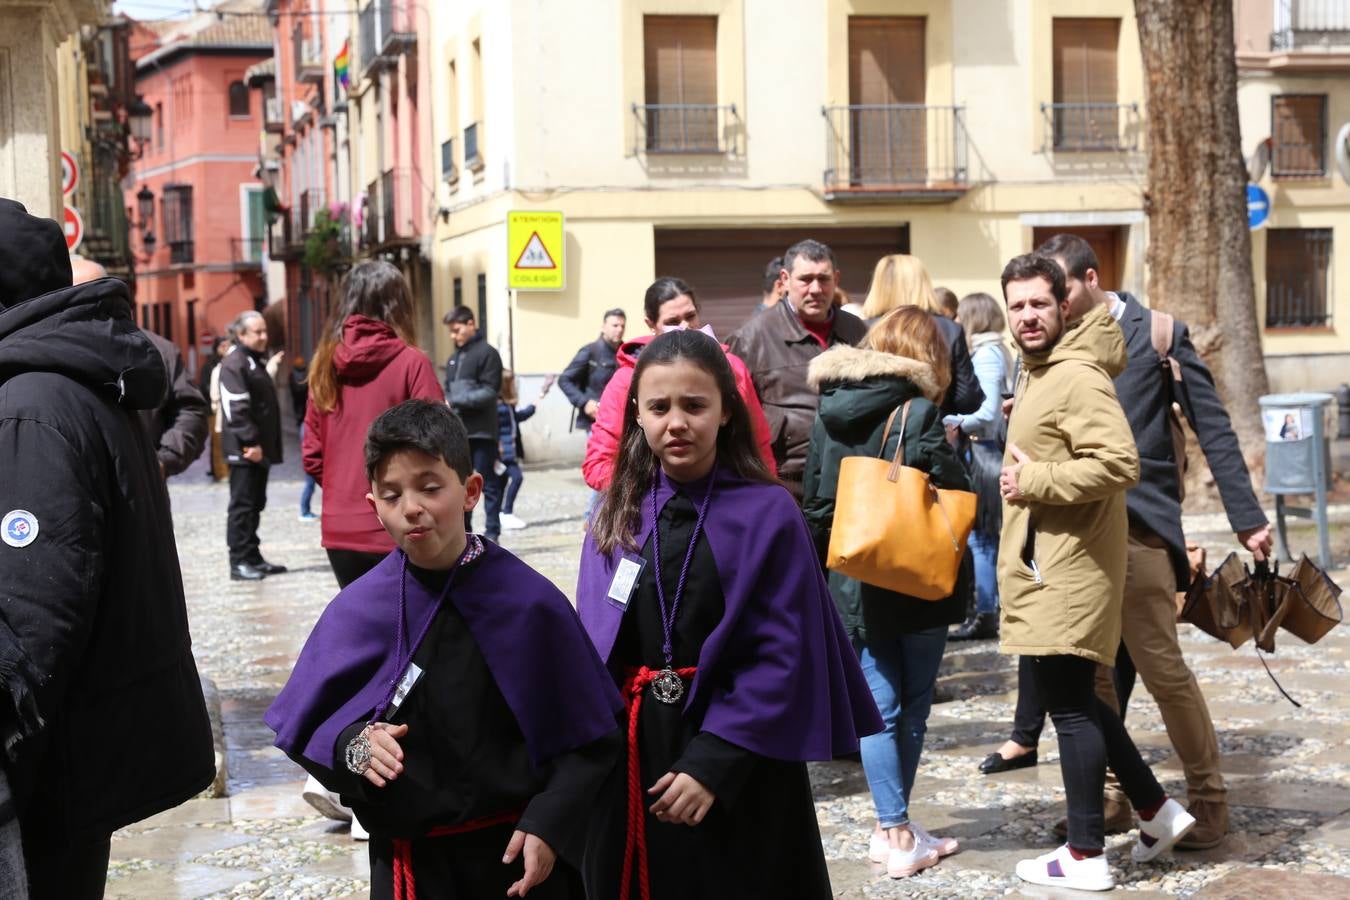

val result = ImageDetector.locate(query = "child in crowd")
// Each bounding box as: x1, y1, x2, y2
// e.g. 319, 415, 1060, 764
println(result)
266, 400, 623, 899
575, 329, 882, 899
496, 371, 553, 531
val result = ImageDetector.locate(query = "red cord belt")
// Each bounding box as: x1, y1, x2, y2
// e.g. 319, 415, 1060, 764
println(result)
391, 807, 524, 900
619, 664, 697, 900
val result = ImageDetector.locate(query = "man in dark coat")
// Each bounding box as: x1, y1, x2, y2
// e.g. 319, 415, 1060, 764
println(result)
726, 239, 867, 499
219, 310, 286, 580
443, 305, 505, 539
557, 307, 625, 432
0, 199, 215, 896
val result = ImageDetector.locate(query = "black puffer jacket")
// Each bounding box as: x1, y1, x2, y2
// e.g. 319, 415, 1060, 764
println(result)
444, 332, 504, 440
0, 199, 214, 843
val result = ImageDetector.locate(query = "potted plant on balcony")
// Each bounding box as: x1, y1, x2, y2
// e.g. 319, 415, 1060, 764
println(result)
303, 204, 351, 281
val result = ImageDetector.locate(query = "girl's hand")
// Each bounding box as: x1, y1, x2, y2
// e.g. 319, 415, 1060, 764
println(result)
503, 830, 556, 896
647, 771, 715, 826
362, 722, 409, 788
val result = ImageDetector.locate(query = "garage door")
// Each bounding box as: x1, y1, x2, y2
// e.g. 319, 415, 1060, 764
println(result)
653, 226, 910, 340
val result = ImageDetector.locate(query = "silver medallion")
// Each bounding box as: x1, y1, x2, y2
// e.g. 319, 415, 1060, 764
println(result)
651, 668, 685, 705
345, 731, 373, 775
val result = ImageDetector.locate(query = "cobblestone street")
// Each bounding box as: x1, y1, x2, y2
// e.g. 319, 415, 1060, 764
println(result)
106, 440, 1350, 899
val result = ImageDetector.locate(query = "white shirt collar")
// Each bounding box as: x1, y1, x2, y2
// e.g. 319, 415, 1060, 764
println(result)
1106, 291, 1125, 321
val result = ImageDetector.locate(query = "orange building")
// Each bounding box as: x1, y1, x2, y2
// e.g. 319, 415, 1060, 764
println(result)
126, 7, 272, 376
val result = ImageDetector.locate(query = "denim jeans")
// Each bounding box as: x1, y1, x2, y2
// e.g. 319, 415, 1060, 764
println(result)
500, 462, 524, 514
969, 529, 1000, 616
298, 423, 316, 516
858, 626, 948, 828
467, 438, 502, 538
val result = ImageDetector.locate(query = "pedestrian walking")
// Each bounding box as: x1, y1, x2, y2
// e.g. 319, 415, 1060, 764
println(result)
802, 307, 969, 880
946, 292, 1013, 642
291, 356, 318, 522
0, 199, 214, 898
443, 306, 505, 540
303, 261, 444, 588
496, 370, 552, 531
583, 277, 775, 491
267, 400, 623, 900
575, 329, 882, 900
997, 254, 1194, 891
860, 254, 985, 416
557, 308, 625, 433
220, 310, 287, 581
978, 235, 1271, 850
725, 239, 867, 499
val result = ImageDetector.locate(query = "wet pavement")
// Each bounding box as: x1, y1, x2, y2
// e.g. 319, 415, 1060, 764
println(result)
107, 441, 1350, 898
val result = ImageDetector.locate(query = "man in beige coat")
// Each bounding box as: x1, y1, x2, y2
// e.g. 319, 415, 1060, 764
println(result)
997, 254, 1194, 892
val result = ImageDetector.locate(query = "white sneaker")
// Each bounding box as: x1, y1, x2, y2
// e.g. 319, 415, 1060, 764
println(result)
886, 838, 939, 879
910, 821, 960, 858
499, 513, 527, 530
1015, 844, 1115, 891
350, 814, 370, 841
1132, 797, 1196, 862
868, 829, 888, 863
301, 774, 352, 822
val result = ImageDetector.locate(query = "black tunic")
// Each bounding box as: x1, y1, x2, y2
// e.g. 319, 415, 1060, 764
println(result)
583, 490, 832, 899
326, 562, 620, 900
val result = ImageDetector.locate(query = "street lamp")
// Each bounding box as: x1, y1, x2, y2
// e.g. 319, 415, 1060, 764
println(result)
135, 185, 156, 254
127, 95, 153, 145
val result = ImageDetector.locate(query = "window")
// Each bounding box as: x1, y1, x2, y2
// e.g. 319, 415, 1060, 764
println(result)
453, 276, 463, 309
1267, 228, 1332, 327
1051, 18, 1120, 150
161, 303, 174, 342
186, 300, 197, 370
847, 17, 926, 185
228, 80, 250, 117
161, 184, 194, 264
1271, 95, 1326, 178
151, 303, 161, 335
476, 273, 487, 331
642, 15, 718, 152
155, 102, 163, 149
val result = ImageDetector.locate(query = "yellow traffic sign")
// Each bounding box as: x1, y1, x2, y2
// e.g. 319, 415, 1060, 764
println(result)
507, 211, 564, 291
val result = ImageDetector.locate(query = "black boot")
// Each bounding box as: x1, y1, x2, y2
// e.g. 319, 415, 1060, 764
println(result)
949, 612, 999, 641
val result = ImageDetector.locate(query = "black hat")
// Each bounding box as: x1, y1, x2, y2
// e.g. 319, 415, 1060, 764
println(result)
0, 198, 73, 310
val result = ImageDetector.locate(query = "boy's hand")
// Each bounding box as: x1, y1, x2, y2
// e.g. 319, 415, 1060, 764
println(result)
648, 771, 715, 826
503, 830, 555, 896
361, 722, 408, 788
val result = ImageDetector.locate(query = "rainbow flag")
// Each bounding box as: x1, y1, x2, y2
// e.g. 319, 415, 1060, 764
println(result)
334, 39, 350, 90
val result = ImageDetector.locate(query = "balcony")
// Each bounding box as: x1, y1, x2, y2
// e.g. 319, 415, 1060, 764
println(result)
230, 237, 264, 267
463, 122, 483, 172
268, 213, 299, 260
358, 0, 414, 77
263, 96, 283, 133
1041, 103, 1141, 153
298, 188, 327, 238
632, 103, 738, 155
293, 26, 324, 84
362, 169, 417, 249
441, 137, 458, 184
168, 240, 194, 265
822, 105, 968, 202
1272, 0, 1350, 51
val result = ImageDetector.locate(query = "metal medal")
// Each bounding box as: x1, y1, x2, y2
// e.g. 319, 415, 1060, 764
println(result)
651, 667, 685, 705
345, 730, 373, 775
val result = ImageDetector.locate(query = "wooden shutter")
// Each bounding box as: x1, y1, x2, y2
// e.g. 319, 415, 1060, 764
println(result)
1052, 18, 1119, 149
847, 17, 926, 185
1272, 95, 1325, 177
643, 16, 717, 151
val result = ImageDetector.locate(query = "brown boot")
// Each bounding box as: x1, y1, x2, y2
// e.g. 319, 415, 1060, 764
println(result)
1053, 794, 1135, 838
1175, 799, 1228, 850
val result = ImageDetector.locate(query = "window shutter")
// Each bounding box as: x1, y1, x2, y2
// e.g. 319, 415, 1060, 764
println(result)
847, 17, 926, 184
1052, 18, 1119, 149
1272, 95, 1325, 177
643, 16, 718, 151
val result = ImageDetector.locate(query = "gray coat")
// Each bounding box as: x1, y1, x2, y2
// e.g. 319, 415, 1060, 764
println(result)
1113, 293, 1267, 588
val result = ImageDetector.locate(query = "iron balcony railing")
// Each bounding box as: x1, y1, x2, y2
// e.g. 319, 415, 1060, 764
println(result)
1272, 0, 1350, 50
268, 214, 294, 259
631, 103, 737, 154
441, 137, 458, 183
463, 122, 482, 170
299, 188, 326, 238
230, 237, 264, 266
168, 240, 194, 265
1041, 102, 1141, 152
822, 104, 968, 196
293, 26, 324, 84
357, 0, 414, 77
363, 169, 417, 248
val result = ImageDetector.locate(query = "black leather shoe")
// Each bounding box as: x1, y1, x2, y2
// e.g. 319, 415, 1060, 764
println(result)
979, 748, 1037, 775
254, 560, 288, 575
950, 612, 999, 642
230, 563, 266, 581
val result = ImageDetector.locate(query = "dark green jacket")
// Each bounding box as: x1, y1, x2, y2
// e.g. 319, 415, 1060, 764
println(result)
803, 346, 970, 644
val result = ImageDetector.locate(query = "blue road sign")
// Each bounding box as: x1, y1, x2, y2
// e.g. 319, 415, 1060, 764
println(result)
1248, 183, 1270, 230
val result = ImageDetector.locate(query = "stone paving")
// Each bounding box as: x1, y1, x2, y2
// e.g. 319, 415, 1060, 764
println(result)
107, 436, 1350, 898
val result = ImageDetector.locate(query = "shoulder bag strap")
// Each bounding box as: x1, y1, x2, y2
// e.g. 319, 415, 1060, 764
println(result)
1150, 309, 1182, 383
886, 401, 914, 481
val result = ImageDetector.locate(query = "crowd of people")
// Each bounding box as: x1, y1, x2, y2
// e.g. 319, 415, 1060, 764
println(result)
0, 190, 1277, 898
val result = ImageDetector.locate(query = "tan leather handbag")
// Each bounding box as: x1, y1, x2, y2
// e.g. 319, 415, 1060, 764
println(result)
827, 401, 977, 600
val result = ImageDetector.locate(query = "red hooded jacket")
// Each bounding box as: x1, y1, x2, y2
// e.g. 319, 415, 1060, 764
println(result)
302, 315, 445, 553
582, 333, 777, 490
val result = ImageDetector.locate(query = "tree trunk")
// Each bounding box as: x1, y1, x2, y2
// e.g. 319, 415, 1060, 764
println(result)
1134, 0, 1269, 500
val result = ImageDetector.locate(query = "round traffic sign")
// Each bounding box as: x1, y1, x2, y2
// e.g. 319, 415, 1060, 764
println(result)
63, 205, 84, 252
1247, 183, 1270, 231
61, 150, 78, 196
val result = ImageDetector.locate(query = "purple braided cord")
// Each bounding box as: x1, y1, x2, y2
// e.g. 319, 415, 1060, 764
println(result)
649, 470, 717, 665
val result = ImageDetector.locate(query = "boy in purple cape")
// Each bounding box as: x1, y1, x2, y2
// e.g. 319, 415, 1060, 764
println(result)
265, 400, 622, 899
575, 330, 882, 900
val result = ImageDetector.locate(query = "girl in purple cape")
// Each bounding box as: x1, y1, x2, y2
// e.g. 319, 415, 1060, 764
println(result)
575, 329, 882, 900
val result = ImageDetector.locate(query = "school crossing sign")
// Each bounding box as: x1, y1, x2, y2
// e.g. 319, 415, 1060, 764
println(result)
507, 210, 564, 291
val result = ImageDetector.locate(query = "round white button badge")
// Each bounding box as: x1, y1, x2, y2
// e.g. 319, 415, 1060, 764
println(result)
2, 510, 39, 548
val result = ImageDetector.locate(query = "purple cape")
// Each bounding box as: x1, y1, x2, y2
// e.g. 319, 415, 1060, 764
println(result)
577, 468, 882, 761
265, 543, 624, 770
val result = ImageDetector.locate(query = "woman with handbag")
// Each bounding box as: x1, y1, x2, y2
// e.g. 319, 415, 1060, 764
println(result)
802, 307, 971, 879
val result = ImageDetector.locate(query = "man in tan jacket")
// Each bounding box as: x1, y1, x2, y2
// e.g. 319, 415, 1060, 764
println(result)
997, 254, 1194, 892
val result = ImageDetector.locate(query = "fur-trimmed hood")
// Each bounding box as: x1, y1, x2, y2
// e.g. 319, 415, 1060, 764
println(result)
808, 344, 941, 401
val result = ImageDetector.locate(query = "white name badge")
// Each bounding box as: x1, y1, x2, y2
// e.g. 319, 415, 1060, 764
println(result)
607, 557, 645, 609
388, 661, 424, 715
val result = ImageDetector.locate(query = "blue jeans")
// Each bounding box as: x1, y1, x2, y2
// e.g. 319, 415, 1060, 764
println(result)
298, 423, 316, 516
858, 626, 948, 828
468, 438, 502, 538
969, 528, 1000, 615
500, 461, 524, 514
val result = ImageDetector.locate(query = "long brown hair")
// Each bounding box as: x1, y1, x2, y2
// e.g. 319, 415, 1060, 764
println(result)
865, 306, 952, 403
590, 329, 773, 554
308, 261, 419, 413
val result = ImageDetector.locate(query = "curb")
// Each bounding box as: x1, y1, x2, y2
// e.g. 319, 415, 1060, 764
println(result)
197, 675, 228, 799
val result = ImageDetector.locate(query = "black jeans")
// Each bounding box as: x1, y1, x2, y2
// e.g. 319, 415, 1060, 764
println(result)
24, 831, 111, 899
227, 463, 270, 566
1026, 655, 1165, 851
327, 548, 387, 589
1009, 645, 1137, 747
467, 438, 502, 539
